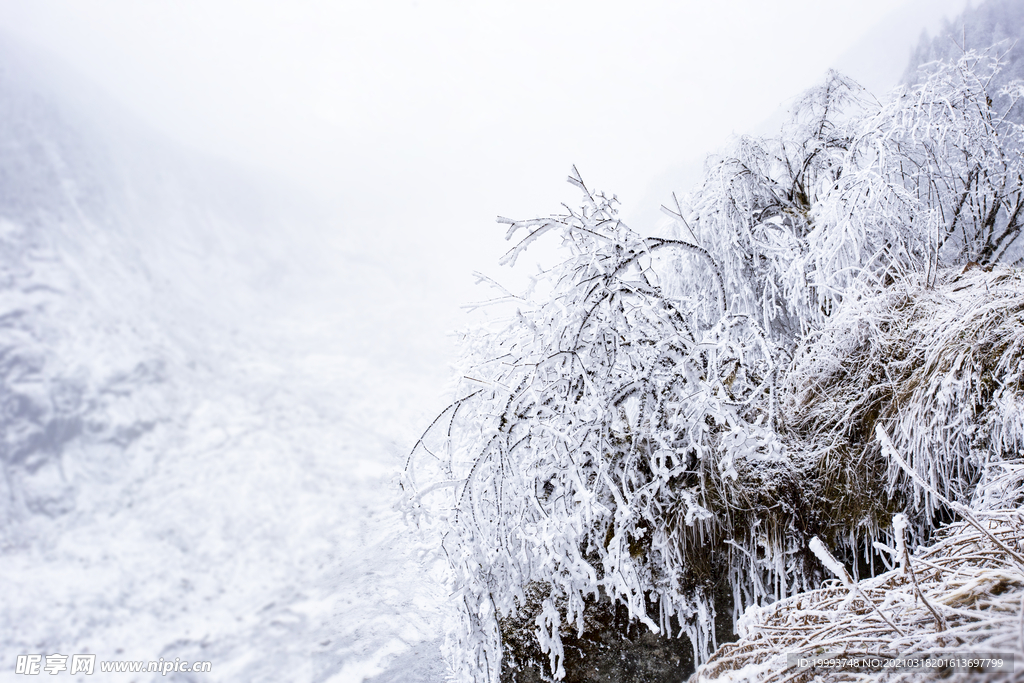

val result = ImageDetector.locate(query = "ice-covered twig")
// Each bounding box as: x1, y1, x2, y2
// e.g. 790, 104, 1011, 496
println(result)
893, 513, 946, 632
877, 424, 1024, 568
809, 536, 905, 637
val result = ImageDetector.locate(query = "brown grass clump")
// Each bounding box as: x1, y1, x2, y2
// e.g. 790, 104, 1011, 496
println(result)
692, 513, 1024, 682
785, 266, 1024, 526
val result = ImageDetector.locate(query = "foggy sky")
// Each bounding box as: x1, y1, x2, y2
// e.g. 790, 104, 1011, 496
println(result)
0, 0, 971, 308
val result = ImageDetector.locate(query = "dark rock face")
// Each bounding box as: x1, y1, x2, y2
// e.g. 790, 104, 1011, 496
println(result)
500, 586, 711, 683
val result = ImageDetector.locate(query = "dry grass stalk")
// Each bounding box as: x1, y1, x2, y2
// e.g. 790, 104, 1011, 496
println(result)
692, 514, 1024, 682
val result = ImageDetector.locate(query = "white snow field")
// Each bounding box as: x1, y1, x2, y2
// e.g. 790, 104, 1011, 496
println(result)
0, 38, 451, 683
0, 303, 450, 683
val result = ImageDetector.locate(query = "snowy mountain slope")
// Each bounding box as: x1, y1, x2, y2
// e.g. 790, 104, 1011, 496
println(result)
1, 323, 447, 682
0, 36, 447, 682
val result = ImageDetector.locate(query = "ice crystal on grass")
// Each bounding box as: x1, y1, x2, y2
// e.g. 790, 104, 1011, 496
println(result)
693, 512, 1024, 683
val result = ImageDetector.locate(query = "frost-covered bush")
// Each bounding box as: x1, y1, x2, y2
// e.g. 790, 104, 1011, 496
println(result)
865, 52, 1024, 267
675, 53, 1024, 344
905, 0, 1024, 123
403, 52, 1024, 683
675, 71, 872, 341
403, 170, 787, 680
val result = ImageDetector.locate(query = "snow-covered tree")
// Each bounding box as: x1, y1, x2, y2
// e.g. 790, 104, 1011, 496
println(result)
403, 170, 779, 679
403, 51, 1024, 683
905, 0, 1024, 121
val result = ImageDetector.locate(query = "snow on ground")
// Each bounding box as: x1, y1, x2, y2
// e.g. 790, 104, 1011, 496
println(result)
0, 286, 450, 683
0, 34, 460, 682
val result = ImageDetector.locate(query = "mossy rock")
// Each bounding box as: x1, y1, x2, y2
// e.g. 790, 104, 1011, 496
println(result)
499, 581, 737, 683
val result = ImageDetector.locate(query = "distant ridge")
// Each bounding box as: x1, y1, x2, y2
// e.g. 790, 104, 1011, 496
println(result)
831, 0, 970, 97
904, 0, 1024, 83
903, 0, 1024, 121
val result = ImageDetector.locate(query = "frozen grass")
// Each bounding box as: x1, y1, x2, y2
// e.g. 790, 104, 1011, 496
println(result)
785, 265, 1024, 530
693, 512, 1024, 682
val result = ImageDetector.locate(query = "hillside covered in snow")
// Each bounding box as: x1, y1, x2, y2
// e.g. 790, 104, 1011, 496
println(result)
0, 36, 450, 683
